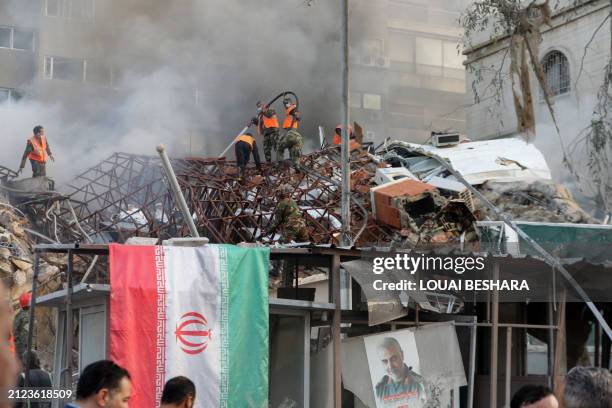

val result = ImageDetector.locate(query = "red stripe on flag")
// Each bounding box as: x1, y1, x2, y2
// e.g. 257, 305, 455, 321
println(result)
110, 244, 166, 408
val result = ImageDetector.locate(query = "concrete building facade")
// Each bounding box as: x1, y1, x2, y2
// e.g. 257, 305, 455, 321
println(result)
464, 0, 611, 186
349, 0, 470, 144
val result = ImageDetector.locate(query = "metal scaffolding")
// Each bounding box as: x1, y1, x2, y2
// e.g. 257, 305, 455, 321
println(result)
36, 148, 394, 246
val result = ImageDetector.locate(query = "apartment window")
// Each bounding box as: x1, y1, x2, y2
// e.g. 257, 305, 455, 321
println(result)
0, 28, 10, 48
46, 0, 95, 20
542, 50, 570, 96
13, 29, 34, 50
363, 93, 382, 110
44, 56, 85, 81
0, 88, 24, 105
0, 26, 35, 51
416, 37, 442, 67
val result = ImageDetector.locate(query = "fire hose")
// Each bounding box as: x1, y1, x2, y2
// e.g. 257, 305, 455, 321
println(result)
218, 91, 300, 158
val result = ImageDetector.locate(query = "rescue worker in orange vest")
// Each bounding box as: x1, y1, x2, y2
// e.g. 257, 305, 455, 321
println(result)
282, 98, 300, 130
234, 132, 262, 181
255, 101, 280, 163
18, 125, 54, 178
333, 124, 354, 145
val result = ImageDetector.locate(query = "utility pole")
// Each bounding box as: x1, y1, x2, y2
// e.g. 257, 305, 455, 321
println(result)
340, 0, 351, 246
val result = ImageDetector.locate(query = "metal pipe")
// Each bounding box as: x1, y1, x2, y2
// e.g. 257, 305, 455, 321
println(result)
319, 126, 326, 148
156, 145, 200, 238
24, 252, 40, 388
490, 262, 500, 408
332, 254, 342, 408
219, 126, 249, 158
547, 294, 555, 387
64, 250, 74, 388
340, 0, 351, 246
468, 316, 477, 408
505, 327, 512, 408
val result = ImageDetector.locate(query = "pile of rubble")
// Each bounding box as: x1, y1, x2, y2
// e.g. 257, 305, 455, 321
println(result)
4, 136, 600, 253
0, 191, 60, 369
478, 180, 595, 223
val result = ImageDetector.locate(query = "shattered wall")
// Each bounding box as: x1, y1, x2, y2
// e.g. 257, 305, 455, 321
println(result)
0, 192, 60, 370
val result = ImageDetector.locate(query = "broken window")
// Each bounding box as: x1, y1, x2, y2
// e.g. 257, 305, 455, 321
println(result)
44, 56, 85, 82
542, 50, 570, 96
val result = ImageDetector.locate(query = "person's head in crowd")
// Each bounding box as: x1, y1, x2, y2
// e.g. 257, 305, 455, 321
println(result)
75, 360, 132, 408
511, 385, 558, 408
564, 366, 612, 408
21, 350, 41, 370
0, 283, 18, 408
161, 376, 196, 408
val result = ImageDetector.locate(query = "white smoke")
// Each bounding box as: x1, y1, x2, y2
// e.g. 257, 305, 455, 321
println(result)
0, 0, 342, 182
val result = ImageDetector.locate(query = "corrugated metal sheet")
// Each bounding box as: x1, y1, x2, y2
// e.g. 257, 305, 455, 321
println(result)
388, 138, 552, 184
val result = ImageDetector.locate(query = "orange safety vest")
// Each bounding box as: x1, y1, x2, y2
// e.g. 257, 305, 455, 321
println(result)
333, 125, 353, 145
28, 136, 47, 162
262, 110, 279, 129
236, 134, 255, 149
282, 105, 299, 129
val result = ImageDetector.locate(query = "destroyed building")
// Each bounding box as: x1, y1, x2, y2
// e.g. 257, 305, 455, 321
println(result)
1, 135, 597, 253
2, 133, 611, 407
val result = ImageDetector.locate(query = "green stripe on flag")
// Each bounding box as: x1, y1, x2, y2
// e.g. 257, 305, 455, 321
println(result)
224, 245, 270, 408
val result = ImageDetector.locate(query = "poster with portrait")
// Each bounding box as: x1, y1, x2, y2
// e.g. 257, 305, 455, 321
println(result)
361, 324, 466, 408
364, 330, 425, 408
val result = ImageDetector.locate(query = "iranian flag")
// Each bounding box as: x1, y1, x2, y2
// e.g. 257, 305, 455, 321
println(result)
109, 244, 269, 408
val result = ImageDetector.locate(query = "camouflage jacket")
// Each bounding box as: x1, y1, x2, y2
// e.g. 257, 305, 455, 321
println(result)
269, 198, 306, 239
13, 309, 30, 355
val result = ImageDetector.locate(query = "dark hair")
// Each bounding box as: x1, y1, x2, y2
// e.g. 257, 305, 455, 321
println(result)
564, 366, 612, 408
76, 360, 131, 400
22, 350, 40, 370
161, 376, 196, 404
33, 126, 43, 135
511, 385, 554, 408
245, 132, 253, 137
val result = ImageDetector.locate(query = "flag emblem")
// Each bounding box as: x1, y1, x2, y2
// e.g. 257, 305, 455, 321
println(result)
175, 311, 213, 355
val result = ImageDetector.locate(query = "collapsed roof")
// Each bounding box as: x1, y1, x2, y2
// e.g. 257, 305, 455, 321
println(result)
3, 137, 598, 249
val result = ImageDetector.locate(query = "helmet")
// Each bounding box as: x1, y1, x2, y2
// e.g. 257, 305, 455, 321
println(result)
19, 292, 31, 309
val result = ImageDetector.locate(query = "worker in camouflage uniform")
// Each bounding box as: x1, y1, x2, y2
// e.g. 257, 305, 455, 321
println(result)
266, 185, 308, 243
255, 101, 280, 163
13, 293, 32, 364
266, 185, 309, 286
276, 130, 303, 169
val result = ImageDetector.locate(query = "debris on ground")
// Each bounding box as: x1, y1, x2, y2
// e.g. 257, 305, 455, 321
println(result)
0, 136, 598, 252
